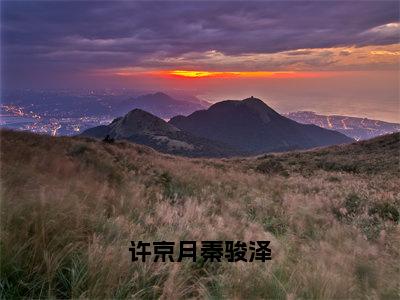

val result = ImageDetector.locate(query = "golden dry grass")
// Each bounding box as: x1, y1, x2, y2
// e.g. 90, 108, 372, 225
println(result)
1, 129, 399, 299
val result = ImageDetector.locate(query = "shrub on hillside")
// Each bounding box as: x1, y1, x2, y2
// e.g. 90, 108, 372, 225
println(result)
344, 193, 365, 216
332, 193, 366, 221
316, 160, 359, 173
157, 171, 194, 202
368, 202, 399, 222
256, 159, 286, 176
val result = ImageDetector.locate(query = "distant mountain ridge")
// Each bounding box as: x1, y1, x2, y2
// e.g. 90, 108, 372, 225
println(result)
169, 97, 353, 154
116, 92, 209, 119
80, 109, 239, 157
284, 111, 400, 141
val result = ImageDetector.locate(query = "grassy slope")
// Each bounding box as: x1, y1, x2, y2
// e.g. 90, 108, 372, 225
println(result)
1, 129, 399, 299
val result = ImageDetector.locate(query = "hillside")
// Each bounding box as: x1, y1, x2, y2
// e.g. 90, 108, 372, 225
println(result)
170, 97, 353, 154
1, 130, 399, 299
80, 109, 240, 157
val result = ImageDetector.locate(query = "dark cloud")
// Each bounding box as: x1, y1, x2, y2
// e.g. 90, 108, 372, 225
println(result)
1, 1, 399, 87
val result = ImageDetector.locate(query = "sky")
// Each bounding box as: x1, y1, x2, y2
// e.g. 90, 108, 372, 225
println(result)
1, 1, 399, 122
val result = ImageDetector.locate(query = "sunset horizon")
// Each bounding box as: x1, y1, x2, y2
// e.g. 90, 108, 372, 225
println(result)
2, 1, 399, 122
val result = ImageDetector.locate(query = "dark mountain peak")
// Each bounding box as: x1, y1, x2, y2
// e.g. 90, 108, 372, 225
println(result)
113, 108, 178, 136
203, 97, 279, 124
169, 96, 353, 154
208, 96, 274, 111
241, 96, 273, 110
120, 108, 162, 126
241, 96, 280, 118
243, 96, 263, 103
125, 108, 157, 119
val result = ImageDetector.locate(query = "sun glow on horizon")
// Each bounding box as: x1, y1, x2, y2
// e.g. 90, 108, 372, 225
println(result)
166, 70, 301, 78
111, 69, 323, 79
98, 44, 400, 81
169, 70, 222, 78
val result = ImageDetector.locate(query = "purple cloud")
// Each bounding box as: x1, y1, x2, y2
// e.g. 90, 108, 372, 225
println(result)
1, 1, 399, 87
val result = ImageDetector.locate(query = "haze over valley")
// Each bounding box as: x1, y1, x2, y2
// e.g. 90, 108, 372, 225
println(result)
1, 90, 398, 143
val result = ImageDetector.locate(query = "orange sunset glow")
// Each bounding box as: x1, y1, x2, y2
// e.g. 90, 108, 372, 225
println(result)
166, 70, 302, 78
112, 69, 325, 79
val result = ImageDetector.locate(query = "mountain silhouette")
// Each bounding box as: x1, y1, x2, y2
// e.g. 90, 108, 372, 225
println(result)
117, 92, 208, 119
169, 97, 353, 154
80, 109, 239, 157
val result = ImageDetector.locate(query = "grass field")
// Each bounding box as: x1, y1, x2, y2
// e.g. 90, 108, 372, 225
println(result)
1, 129, 399, 299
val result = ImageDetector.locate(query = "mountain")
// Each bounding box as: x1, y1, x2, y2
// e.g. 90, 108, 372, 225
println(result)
165, 91, 211, 107
116, 92, 209, 119
169, 97, 353, 154
80, 108, 238, 157
284, 111, 400, 141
